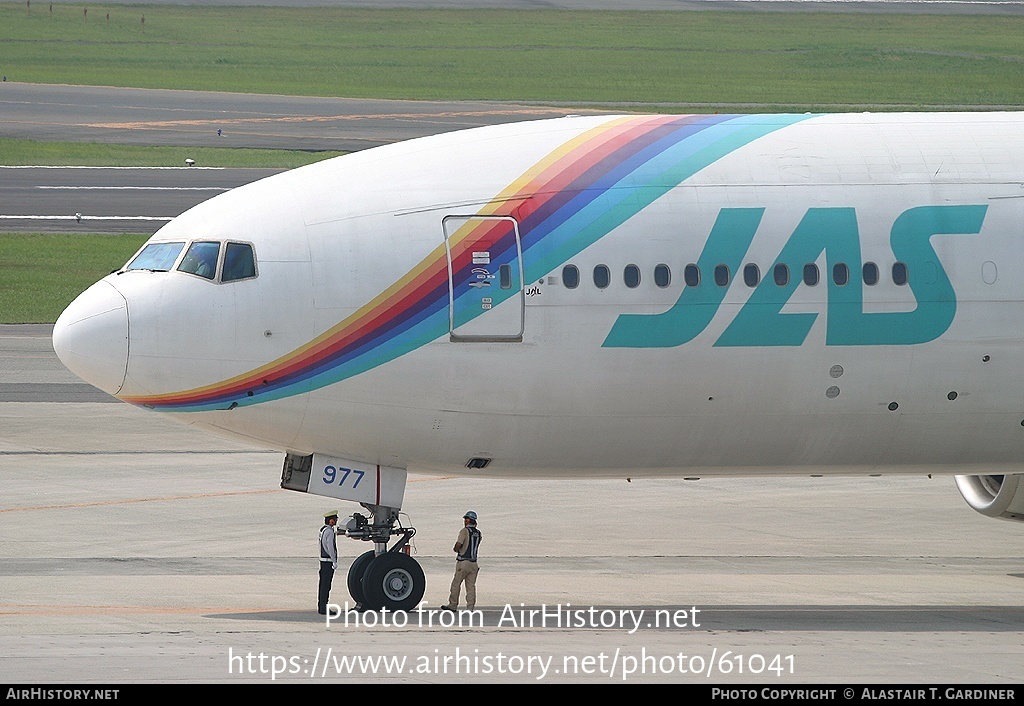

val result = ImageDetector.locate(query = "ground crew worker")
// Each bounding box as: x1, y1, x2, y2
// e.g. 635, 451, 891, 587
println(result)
318, 510, 339, 615
443, 510, 481, 611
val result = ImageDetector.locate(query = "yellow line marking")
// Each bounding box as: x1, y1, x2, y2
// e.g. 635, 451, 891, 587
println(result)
0, 475, 454, 513
0, 604, 278, 615
84, 108, 577, 130
0, 488, 281, 513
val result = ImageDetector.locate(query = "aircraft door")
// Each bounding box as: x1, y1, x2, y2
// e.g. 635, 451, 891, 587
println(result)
442, 215, 524, 341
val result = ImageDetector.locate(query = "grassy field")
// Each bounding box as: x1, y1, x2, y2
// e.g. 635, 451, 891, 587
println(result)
0, 233, 148, 323
2, 5, 1023, 108
0, 137, 344, 167
0, 134, 340, 322
3, 4, 1024, 323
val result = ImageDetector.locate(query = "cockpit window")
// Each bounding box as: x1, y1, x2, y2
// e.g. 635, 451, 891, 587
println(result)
222, 242, 257, 282
125, 242, 185, 272
177, 241, 221, 280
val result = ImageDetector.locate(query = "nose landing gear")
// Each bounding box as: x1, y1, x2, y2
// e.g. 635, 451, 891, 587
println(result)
341, 504, 425, 611
279, 454, 423, 611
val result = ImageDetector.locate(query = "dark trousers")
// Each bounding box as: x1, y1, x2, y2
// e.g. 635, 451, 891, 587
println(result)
318, 562, 335, 614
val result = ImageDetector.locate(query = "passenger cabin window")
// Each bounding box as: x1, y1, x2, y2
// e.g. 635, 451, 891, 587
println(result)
833, 263, 849, 286
803, 263, 819, 286
862, 262, 879, 286
562, 265, 580, 289
177, 241, 221, 280
714, 265, 730, 287
743, 264, 760, 287
684, 264, 700, 288
222, 242, 257, 282
126, 242, 185, 272
654, 264, 671, 288
892, 262, 908, 285
499, 264, 513, 290
556, 257, 915, 294
624, 265, 641, 288
773, 263, 789, 287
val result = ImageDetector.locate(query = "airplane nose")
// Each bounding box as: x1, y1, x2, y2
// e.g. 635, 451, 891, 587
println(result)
52, 280, 129, 396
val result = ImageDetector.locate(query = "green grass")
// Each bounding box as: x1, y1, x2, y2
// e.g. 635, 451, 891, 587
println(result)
1, 5, 1023, 108
0, 232, 148, 322
4, 4, 1024, 323
0, 137, 344, 167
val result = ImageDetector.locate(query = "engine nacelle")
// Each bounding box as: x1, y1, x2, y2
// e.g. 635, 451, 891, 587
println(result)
954, 474, 1024, 522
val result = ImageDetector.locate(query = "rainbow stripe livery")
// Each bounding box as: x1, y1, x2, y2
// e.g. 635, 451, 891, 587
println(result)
123, 114, 812, 412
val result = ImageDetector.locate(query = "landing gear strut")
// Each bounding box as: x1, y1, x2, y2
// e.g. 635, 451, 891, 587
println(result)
279, 453, 422, 610
340, 504, 425, 611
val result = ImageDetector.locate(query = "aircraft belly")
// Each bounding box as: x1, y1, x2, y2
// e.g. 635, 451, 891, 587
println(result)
278, 328, 1024, 475
284, 395, 1024, 477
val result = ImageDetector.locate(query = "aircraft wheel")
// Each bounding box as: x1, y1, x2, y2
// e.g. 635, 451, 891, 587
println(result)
346, 550, 376, 606
361, 552, 425, 612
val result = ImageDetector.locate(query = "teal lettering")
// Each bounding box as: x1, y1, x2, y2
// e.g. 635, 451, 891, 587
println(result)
716, 208, 860, 347
602, 208, 763, 348
826, 205, 987, 345
603, 204, 986, 348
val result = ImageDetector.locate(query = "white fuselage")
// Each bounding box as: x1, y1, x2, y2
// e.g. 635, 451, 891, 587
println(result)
54, 112, 1024, 478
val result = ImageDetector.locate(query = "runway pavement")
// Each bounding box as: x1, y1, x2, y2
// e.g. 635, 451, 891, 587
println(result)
0, 83, 599, 152
0, 84, 607, 233
1, 325, 1022, 683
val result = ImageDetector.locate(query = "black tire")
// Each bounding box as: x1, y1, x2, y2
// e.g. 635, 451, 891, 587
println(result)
346, 550, 376, 606
361, 552, 426, 612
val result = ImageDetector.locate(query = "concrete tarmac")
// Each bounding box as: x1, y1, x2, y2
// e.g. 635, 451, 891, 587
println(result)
0, 83, 599, 152
1, 325, 1022, 683
0, 166, 283, 234
0, 84, 606, 233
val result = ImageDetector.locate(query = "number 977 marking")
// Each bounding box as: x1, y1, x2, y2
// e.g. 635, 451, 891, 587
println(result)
322, 465, 365, 488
